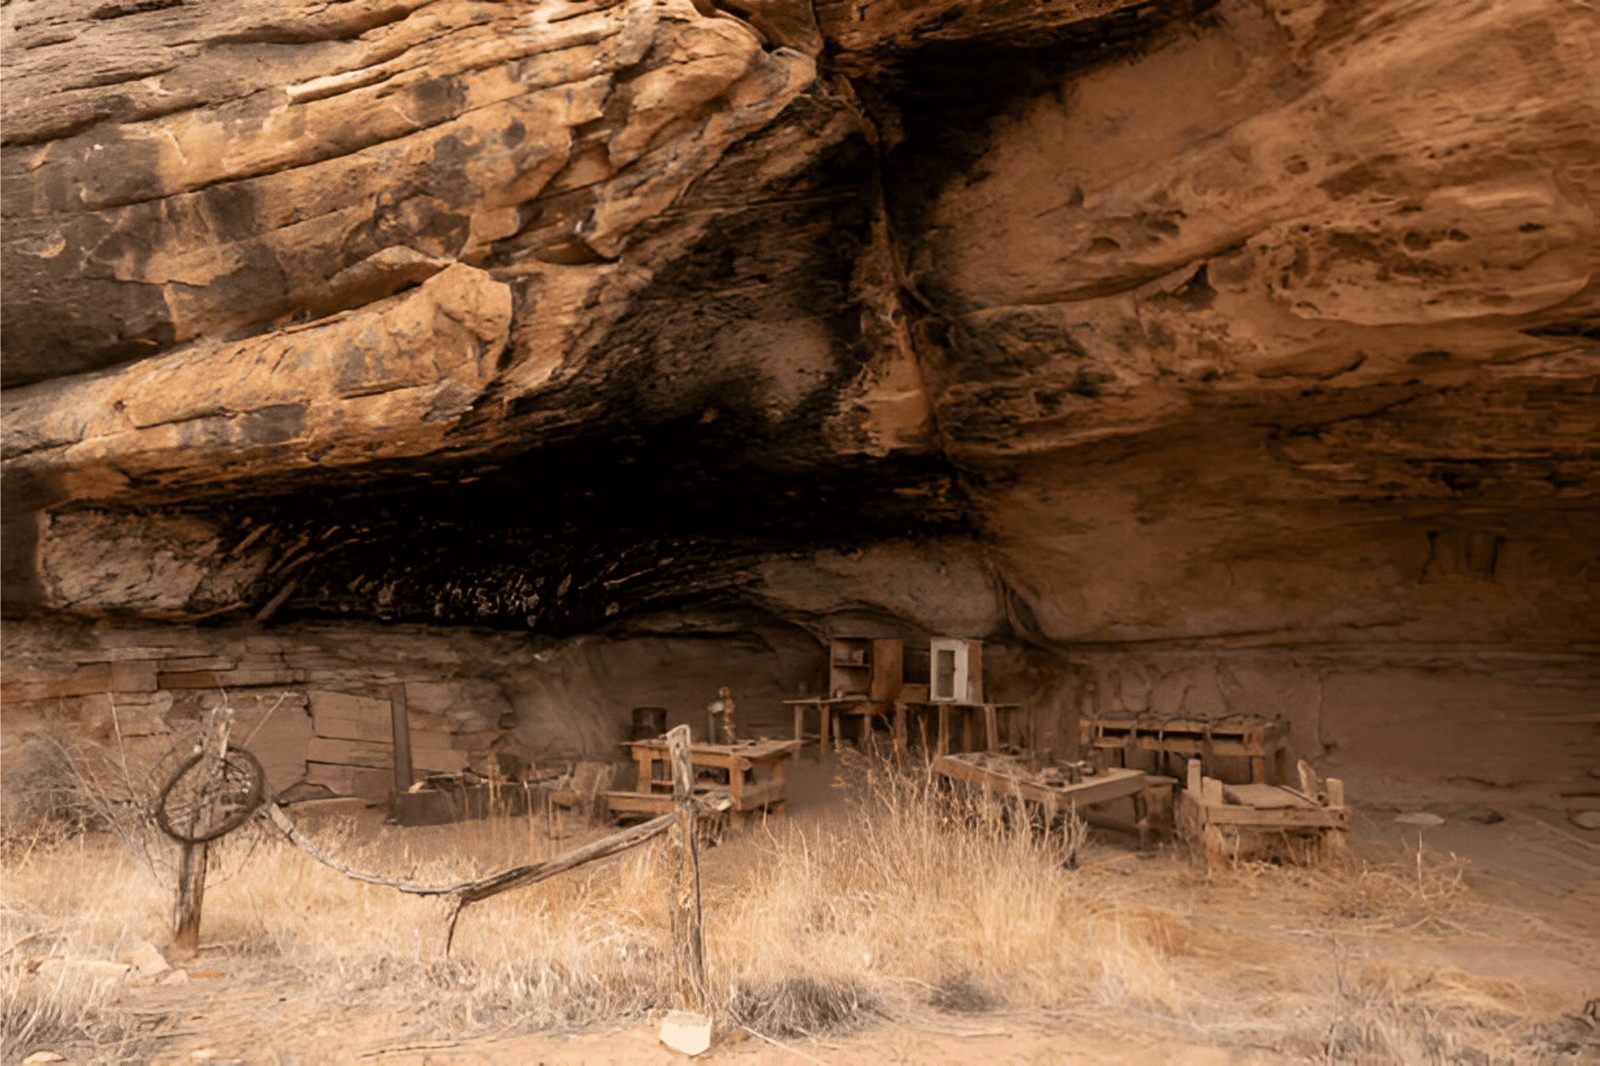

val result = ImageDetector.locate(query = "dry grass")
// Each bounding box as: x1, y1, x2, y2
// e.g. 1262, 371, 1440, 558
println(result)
1, 836, 161, 1062
0, 753, 1579, 1064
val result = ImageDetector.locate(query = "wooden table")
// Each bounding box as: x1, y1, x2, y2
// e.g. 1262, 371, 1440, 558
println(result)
893, 700, 1024, 757
784, 696, 886, 758
785, 698, 1025, 759
623, 737, 800, 812
1080, 714, 1291, 784
932, 753, 1174, 846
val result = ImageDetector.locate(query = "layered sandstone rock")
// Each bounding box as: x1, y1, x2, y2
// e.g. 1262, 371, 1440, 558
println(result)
2, 0, 1596, 798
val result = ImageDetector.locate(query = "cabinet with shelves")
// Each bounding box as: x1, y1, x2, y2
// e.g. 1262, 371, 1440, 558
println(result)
827, 638, 902, 702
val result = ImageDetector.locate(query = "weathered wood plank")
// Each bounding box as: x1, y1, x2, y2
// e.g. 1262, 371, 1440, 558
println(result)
160, 669, 306, 689
1201, 805, 1349, 828
1223, 783, 1314, 809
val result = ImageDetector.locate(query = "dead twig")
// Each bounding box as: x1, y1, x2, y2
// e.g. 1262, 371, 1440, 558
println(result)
741, 1025, 833, 1066
241, 689, 295, 749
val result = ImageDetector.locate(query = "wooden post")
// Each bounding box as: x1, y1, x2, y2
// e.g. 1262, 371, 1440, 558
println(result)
390, 683, 414, 794
1322, 776, 1350, 861
172, 843, 208, 959
172, 707, 232, 959
665, 726, 705, 1010
1297, 758, 1320, 801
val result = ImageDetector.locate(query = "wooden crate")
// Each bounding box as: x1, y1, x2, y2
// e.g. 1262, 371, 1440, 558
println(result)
1178, 758, 1349, 868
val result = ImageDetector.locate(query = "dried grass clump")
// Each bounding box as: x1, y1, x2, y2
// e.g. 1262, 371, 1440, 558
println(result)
0, 840, 167, 1063
1294, 950, 1538, 1065
712, 754, 1182, 1029
1323, 836, 1472, 935
0, 945, 141, 1062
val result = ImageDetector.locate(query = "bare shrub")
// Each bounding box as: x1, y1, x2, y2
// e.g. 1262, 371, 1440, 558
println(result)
0, 738, 107, 849
729, 975, 881, 1038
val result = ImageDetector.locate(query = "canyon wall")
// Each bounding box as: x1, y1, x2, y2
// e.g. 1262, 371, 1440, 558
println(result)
2, 0, 1596, 805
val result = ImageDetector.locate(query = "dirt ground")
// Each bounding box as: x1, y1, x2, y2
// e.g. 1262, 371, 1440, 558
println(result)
31, 769, 1570, 1066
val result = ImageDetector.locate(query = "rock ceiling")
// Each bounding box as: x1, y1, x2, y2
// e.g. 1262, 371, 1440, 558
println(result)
2, 0, 1596, 648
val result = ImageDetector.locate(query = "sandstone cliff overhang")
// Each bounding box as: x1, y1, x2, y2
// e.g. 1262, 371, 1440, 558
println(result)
1, 0, 1595, 647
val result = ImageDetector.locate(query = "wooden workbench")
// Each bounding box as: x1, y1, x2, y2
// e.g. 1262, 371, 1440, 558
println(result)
932, 752, 1173, 845
620, 737, 800, 813
1080, 714, 1291, 784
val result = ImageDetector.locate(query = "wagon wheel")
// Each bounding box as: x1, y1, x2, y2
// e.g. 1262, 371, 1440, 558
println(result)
155, 747, 268, 844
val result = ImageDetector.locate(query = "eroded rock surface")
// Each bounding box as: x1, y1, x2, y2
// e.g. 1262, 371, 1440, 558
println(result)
1, 0, 1596, 794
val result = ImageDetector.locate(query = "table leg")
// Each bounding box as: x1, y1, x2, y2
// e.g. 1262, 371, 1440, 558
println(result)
730, 759, 745, 810
961, 708, 974, 753
1132, 790, 1150, 850
1250, 755, 1266, 784
893, 702, 907, 754
794, 704, 804, 745
821, 705, 832, 761
635, 751, 654, 792
937, 705, 951, 757
1274, 746, 1288, 786
984, 704, 999, 750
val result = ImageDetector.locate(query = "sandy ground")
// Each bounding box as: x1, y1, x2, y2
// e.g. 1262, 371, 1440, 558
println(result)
19, 770, 1600, 1066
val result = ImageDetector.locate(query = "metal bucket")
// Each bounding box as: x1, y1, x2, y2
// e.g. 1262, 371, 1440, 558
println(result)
629, 706, 668, 741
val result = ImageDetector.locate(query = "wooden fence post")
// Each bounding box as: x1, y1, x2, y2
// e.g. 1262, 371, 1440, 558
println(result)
664, 725, 705, 1010
172, 707, 233, 958
172, 841, 208, 959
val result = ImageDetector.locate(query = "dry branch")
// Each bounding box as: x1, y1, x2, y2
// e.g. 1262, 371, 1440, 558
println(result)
265, 801, 677, 900
263, 725, 708, 957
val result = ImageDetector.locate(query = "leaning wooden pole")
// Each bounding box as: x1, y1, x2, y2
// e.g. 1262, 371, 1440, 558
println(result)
665, 725, 706, 1011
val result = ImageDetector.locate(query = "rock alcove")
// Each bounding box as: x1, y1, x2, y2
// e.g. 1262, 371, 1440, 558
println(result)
1, 0, 1595, 809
